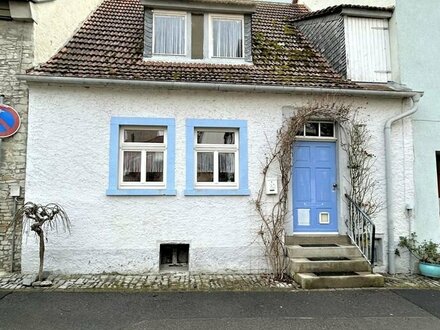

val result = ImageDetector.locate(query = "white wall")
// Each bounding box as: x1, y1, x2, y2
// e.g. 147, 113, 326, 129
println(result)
23, 85, 412, 274
31, 0, 103, 64
298, 0, 395, 11
394, 0, 440, 246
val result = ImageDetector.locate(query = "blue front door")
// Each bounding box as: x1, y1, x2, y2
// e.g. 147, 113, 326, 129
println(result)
292, 141, 337, 232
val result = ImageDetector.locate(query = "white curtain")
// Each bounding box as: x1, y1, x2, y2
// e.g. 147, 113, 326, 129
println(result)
212, 19, 242, 58
197, 153, 213, 172
219, 153, 235, 173
146, 152, 164, 173
124, 152, 141, 175
154, 15, 186, 55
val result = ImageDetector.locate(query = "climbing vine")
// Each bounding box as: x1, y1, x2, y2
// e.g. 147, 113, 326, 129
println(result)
254, 101, 381, 279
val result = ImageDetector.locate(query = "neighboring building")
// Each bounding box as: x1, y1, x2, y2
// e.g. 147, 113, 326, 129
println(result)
0, 0, 102, 273
299, 0, 440, 271
393, 0, 440, 247
19, 0, 419, 283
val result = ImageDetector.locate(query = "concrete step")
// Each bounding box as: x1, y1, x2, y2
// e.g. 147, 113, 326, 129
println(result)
285, 235, 351, 246
288, 257, 371, 274
293, 272, 384, 289
286, 245, 362, 259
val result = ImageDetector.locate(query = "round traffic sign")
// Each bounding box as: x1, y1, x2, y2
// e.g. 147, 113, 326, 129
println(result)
0, 104, 21, 138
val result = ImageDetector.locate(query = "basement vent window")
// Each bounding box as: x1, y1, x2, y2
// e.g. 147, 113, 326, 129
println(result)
0, 0, 11, 19
374, 237, 383, 266
160, 244, 189, 271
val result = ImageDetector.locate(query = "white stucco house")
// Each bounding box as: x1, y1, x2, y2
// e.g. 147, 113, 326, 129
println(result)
19, 0, 421, 286
0, 0, 103, 274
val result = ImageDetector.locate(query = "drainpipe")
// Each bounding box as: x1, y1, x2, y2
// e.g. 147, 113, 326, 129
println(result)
385, 94, 421, 274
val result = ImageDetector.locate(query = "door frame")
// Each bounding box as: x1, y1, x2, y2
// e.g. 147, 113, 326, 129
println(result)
289, 122, 341, 235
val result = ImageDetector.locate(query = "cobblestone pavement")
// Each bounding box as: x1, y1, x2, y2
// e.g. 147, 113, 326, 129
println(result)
0, 272, 439, 292
0, 273, 298, 291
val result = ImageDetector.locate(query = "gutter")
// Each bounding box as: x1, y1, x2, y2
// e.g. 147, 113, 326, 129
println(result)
385, 94, 422, 274
17, 75, 421, 99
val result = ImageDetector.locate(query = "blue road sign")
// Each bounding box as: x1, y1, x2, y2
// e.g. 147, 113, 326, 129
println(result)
0, 104, 21, 138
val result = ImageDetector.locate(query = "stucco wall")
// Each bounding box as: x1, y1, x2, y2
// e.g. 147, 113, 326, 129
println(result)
23, 85, 412, 274
31, 0, 102, 65
394, 0, 440, 245
298, 0, 395, 11
0, 19, 33, 273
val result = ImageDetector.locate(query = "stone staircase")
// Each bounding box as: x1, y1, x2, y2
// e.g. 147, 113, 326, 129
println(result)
286, 235, 384, 289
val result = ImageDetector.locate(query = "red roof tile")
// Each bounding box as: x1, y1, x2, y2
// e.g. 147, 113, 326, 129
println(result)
28, 0, 359, 89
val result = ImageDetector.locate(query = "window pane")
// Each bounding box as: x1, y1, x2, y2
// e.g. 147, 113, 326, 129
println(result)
197, 131, 235, 144
296, 125, 305, 136
154, 15, 185, 55
146, 152, 164, 182
124, 129, 164, 143
320, 123, 334, 137
212, 18, 243, 58
123, 151, 141, 182
219, 153, 235, 182
305, 123, 319, 137
197, 152, 214, 182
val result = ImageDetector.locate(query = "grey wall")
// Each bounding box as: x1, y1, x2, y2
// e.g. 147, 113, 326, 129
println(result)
295, 14, 346, 77
0, 19, 32, 273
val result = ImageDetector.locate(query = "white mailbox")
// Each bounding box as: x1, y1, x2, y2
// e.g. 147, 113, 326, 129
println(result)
266, 177, 278, 195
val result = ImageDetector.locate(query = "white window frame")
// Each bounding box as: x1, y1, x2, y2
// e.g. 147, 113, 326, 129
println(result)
296, 121, 337, 140
119, 126, 167, 189
194, 128, 239, 189
152, 10, 188, 57
208, 13, 245, 59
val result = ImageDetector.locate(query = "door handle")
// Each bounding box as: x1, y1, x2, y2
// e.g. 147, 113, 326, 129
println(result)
332, 183, 338, 190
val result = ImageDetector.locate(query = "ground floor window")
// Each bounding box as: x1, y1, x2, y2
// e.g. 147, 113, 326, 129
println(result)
184, 119, 249, 196
107, 117, 176, 196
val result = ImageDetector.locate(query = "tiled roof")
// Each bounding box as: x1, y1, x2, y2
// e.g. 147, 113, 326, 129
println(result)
293, 4, 393, 21
28, 0, 358, 89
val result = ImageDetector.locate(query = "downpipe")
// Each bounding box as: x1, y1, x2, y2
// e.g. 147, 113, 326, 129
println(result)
385, 94, 421, 274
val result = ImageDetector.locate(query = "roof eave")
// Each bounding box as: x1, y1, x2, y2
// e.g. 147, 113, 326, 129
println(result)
17, 74, 423, 99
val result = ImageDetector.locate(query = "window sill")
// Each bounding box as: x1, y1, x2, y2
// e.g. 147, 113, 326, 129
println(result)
106, 188, 177, 196
184, 188, 250, 196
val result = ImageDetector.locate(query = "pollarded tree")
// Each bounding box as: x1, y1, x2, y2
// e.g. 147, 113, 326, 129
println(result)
13, 202, 70, 282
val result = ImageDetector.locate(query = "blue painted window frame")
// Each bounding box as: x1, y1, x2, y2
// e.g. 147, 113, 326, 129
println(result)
185, 119, 250, 196
106, 117, 176, 196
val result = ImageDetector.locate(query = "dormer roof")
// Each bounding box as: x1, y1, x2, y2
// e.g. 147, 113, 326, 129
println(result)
293, 4, 393, 22
27, 0, 358, 89
141, 0, 257, 14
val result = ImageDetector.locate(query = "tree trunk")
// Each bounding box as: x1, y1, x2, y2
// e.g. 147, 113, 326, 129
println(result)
38, 230, 45, 282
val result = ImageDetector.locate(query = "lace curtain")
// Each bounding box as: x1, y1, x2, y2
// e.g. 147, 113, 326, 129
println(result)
212, 19, 243, 58
197, 153, 234, 173
124, 152, 163, 174
154, 15, 186, 55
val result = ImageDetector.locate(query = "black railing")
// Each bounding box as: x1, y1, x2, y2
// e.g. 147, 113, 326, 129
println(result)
344, 194, 376, 268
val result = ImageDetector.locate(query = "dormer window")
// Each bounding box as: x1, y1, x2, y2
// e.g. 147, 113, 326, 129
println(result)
344, 17, 391, 83
142, 0, 254, 63
153, 11, 187, 56
294, 6, 393, 83
210, 15, 244, 58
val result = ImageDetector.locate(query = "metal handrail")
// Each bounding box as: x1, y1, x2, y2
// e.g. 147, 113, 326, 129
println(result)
344, 194, 376, 268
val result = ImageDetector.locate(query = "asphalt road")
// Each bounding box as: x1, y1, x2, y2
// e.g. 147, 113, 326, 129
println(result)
1, 289, 440, 330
